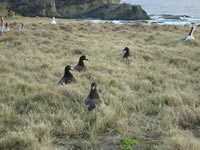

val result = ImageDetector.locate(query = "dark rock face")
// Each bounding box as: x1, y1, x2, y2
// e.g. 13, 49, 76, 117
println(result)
9, 0, 56, 17
0, 0, 149, 20
55, 0, 121, 18
80, 3, 150, 20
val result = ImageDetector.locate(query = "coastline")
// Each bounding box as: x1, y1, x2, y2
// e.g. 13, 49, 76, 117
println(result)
73, 14, 200, 26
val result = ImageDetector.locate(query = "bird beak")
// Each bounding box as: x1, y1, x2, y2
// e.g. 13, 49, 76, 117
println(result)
85, 58, 88, 61
70, 69, 73, 71
123, 49, 125, 51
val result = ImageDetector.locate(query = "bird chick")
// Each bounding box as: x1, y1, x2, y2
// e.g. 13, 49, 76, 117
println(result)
83, 82, 103, 111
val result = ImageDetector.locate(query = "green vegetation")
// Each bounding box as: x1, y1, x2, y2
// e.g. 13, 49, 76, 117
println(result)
120, 139, 156, 150
0, 16, 200, 150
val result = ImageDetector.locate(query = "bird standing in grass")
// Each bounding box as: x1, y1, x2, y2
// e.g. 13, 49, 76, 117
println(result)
4, 23, 10, 32
83, 82, 103, 111
0, 27, 3, 37
19, 23, 25, 32
59, 65, 76, 85
123, 47, 130, 59
74, 55, 88, 72
183, 24, 199, 40
51, 17, 57, 25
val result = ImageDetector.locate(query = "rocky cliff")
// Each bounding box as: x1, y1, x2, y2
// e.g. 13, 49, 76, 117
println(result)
7, 0, 57, 17
80, 3, 149, 20
55, 0, 120, 18
0, 0, 149, 20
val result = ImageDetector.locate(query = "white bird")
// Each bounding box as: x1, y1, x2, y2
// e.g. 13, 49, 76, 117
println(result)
51, 17, 57, 25
19, 23, 25, 32
146, 20, 152, 25
183, 24, 198, 41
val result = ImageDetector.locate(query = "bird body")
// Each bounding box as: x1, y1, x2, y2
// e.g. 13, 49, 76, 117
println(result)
183, 25, 198, 41
4, 23, 10, 32
59, 65, 76, 85
147, 20, 152, 25
51, 17, 57, 25
19, 23, 25, 32
184, 35, 194, 41
74, 64, 87, 72
145, 20, 152, 25
74, 55, 88, 72
123, 47, 130, 59
83, 82, 102, 111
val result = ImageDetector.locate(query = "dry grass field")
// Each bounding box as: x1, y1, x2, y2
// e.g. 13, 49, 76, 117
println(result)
0, 16, 200, 150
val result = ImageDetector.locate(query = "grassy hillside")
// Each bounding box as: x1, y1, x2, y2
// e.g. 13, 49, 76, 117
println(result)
0, 17, 200, 150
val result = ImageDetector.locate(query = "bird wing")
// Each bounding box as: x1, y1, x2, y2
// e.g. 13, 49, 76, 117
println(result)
71, 76, 77, 82
93, 98, 103, 105
83, 96, 90, 105
74, 65, 80, 72
74, 65, 86, 72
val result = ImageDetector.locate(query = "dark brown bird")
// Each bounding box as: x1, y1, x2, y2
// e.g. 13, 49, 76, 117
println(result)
74, 55, 88, 72
58, 65, 76, 84
4, 23, 10, 32
123, 47, 130, 59
83, 82, 103, 111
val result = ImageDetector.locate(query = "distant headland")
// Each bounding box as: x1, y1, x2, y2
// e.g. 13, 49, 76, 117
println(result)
0, 0, 149, 20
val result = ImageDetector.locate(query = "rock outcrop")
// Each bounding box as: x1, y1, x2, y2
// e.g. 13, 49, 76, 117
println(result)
0, 0, 149, 20
80, 3, 150, 20
55, 0, 120, 18
9, 0, 57, 17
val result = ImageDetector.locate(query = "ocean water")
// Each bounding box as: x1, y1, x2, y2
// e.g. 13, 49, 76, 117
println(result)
122, 0, 200, 17
121, 0, 200, 25
76, 0, 200, 25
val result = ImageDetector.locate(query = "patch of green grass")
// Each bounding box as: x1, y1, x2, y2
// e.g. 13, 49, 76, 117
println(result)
120, 139, 156, 150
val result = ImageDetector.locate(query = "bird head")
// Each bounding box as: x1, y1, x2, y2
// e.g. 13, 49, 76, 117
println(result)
91, 82, 97, 90
80, 55, 88, 61
123, 47, 129, 52
65, 65, 72, 72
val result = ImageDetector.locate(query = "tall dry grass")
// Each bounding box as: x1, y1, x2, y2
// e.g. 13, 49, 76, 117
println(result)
0, 16, 200, 149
